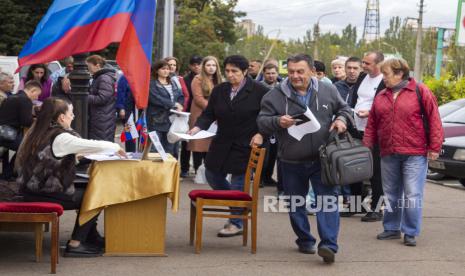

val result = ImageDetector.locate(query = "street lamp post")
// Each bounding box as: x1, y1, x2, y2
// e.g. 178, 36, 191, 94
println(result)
313, 11, 343, 60
69, 53, 90, 138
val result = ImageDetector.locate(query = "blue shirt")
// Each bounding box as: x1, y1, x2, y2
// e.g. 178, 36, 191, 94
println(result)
288, 78, 317, 107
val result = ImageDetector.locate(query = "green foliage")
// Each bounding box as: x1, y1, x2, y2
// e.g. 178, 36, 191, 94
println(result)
0, 0, 52, 55
423, 74, 465, 105
173, 0, 244, 72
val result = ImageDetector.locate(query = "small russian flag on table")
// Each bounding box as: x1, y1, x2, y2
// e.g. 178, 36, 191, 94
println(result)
136, 112, 148, 146
121, 113, 139, 142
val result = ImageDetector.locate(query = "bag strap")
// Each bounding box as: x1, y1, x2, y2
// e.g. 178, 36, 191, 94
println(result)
415, 84, 430, 143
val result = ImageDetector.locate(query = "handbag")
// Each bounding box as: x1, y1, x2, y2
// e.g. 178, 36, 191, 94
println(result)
0, 125, 18, 142
415, 84, 430, 143
319, 130, 373, 186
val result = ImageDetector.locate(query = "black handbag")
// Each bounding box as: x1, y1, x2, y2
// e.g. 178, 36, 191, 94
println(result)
0, 125, 18, 142
319, 130, 373, 186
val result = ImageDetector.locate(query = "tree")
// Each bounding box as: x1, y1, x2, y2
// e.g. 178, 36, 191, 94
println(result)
173, 0, 244, 72
0, 0, 52, 55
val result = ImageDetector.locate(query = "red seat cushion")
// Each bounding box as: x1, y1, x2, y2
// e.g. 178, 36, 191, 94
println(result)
0, 202, 64, 216
188, 190, 252, 201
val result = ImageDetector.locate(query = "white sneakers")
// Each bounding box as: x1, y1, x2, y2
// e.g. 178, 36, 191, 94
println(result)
217, 223, 243, 237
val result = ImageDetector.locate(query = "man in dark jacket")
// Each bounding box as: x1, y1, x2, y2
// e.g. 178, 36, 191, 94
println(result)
334, 56, 362, 208
350, 51, 386, 222
86, 55, 117, 142
0, 80, 42, 180
258, 54, 351, 263
180, 55, 202, 177
334, 57, 362, 104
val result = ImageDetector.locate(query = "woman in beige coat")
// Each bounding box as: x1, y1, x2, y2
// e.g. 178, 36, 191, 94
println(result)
187, 56, 223, 172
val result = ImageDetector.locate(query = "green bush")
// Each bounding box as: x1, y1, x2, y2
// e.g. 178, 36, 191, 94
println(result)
423, 74, 465, 105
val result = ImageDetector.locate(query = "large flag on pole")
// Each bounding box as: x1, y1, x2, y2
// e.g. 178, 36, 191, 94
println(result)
17, 0, 156, 109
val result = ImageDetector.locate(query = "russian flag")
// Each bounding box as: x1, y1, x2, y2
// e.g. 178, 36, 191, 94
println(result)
18, 0, 156, 109
136, 112, 148, 146
121, 113, 139, 142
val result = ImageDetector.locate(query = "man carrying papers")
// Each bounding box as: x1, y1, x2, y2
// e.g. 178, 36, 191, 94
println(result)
257, 54, 351, 263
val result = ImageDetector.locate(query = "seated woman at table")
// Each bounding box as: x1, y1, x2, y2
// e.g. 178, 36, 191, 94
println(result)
15, 97, 126, 257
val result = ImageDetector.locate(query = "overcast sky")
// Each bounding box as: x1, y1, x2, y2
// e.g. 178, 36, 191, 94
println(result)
235, 0, 458, 40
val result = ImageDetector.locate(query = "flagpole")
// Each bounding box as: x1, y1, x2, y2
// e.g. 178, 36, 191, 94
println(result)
134, 104, 139, 152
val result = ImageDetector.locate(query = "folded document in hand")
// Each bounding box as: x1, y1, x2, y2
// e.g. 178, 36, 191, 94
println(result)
288, 107, 321, 141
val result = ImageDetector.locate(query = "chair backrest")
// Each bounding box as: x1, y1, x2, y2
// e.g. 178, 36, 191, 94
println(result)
243, 147, 266, 205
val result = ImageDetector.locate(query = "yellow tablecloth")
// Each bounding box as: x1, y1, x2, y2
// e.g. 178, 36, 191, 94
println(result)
79, 154, 180, 225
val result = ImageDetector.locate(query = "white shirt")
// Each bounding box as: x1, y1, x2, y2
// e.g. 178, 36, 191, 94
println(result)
164, 84, 174, 102
354, 74, 383, 131
52, 133, 120, 158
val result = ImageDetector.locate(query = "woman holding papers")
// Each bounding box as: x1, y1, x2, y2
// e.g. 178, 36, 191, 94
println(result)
187, 56, 223, 173
16, 97, 126, 257
188, 55, 268, 237
147, 60, 184, 156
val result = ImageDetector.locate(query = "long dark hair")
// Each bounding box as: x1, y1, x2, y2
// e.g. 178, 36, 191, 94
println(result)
151, 60, 171, 84
26, 64, 49, 83
16, 97, 71, 168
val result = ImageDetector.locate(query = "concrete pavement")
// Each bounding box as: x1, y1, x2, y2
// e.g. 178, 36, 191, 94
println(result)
1, 178, 465, 276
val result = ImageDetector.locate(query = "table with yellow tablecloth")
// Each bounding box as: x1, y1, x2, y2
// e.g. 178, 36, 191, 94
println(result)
79, 154, 180, 256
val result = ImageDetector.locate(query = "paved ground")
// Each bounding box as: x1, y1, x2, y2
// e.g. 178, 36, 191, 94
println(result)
1, 177, 465, 276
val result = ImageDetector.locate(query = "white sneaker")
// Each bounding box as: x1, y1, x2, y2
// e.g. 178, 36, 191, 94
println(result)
217, 223, 243, 237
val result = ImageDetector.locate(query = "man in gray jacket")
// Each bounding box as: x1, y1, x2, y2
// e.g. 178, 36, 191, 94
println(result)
257, 54, 351, 263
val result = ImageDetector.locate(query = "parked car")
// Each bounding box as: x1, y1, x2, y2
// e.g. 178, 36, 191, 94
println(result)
0, 56, 62, 93
428, 135, 465, 187
0, 56, 20, 92
439, 98, 465, 118
427, 99, 465, 180
19, 62, 62, 80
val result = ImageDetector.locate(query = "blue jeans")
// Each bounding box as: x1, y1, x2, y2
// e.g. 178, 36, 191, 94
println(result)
205, 168, 245, 228
281, 161, 340, 252
381, 154, 427, 236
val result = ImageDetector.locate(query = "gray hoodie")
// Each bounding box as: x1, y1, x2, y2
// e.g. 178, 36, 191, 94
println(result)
257, 77, 352, 163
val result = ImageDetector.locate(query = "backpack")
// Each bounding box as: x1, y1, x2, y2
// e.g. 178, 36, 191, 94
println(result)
319, 130, 373, 186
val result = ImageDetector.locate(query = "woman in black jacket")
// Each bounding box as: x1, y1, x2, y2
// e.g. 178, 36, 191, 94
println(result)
147, 60, 184, 156
86, 55, 117, 142
189, 55, 268, 237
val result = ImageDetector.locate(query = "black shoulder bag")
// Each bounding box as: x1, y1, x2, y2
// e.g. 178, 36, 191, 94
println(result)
415, 84, 430, 143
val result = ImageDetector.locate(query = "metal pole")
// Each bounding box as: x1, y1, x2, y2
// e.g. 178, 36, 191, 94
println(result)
313, 11, 343, 60
69, 53, 90, 138
413, 0, 424, 80
313, 23, 320, 60
162, 0, 174, 58
434, 28, 445, 80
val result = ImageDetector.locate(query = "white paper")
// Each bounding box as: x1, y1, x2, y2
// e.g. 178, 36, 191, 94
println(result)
172, 130, 216, 141
84, 152, 141, 161
206, 121, 218, 134
287, 107, 321, 141
75, 173, 89, 179
170, 109, 190, 116
148, 131, 169, 161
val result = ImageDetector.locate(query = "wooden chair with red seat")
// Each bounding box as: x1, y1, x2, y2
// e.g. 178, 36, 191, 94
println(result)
0, 202, 63, 274
188, 147, 266, 254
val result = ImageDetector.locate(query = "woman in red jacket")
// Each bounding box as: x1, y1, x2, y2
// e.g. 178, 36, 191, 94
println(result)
363, 58, 443, 247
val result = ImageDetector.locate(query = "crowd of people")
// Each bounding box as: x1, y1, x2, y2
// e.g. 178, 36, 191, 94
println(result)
0, 49, 443, 263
